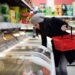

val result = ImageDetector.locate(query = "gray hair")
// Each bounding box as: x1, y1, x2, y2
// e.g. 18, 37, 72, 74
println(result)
31, 13, 44, 24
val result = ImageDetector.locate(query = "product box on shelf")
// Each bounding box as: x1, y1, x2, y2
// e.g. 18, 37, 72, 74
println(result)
55, 5, 62, 16
72, 2, 75, 16
66, 5, 73, 16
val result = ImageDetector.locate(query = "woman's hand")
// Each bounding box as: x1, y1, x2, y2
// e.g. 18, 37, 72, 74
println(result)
61, 25, 68, 31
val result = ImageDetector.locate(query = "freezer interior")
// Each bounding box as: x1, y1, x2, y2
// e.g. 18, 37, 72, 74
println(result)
0, 43, 52, 75
0, 56, 50, 75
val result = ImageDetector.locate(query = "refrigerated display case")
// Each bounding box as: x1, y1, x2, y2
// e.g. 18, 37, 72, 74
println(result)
0, 39, 56, 75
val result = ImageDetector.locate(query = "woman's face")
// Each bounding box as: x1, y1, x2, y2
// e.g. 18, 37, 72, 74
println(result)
34, 24, 40, 29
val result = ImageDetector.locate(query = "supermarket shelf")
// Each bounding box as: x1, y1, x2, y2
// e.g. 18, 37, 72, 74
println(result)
45, 15, 75, 18
0, 23, 33, 30
20, 23, 33, 30
0, 22, 20, 30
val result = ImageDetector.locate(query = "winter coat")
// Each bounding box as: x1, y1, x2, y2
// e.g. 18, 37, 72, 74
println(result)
36, 17, 69, 47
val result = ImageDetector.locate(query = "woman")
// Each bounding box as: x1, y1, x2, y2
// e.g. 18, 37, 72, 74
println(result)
31, 13, 69, 75
31, 13, 68, 47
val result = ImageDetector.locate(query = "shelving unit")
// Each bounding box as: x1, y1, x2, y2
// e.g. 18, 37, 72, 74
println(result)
45, 16, 75, 18
20, 23, 33, 30
0, 22, 20, 30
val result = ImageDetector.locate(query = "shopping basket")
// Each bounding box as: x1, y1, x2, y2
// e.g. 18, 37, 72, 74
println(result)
52, 34, 75, 52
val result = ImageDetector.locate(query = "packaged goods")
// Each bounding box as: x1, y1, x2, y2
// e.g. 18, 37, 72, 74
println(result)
66, 5, 73, 16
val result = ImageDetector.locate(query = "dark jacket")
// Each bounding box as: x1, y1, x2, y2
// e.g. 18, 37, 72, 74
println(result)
36, 17, 69, 47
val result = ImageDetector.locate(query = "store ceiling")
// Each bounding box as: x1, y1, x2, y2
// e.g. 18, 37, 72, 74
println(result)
0, 0, 29, 8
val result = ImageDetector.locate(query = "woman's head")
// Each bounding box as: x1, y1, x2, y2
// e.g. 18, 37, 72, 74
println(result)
31, 13, 44, 29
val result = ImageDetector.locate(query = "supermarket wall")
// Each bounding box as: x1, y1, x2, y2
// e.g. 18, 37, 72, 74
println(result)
55, 0, 74, 5
32, 0, 46, 6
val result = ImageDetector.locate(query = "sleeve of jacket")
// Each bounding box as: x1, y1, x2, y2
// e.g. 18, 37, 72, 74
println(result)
40, 23, 47, 47
41, 33, 47, 47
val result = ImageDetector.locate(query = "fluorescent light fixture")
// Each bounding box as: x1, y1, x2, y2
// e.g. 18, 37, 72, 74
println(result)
21, 0, 34, 10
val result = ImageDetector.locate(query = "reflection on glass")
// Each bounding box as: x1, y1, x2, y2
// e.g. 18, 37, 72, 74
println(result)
0, 54, 50, 75
0, 43, 52, 75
